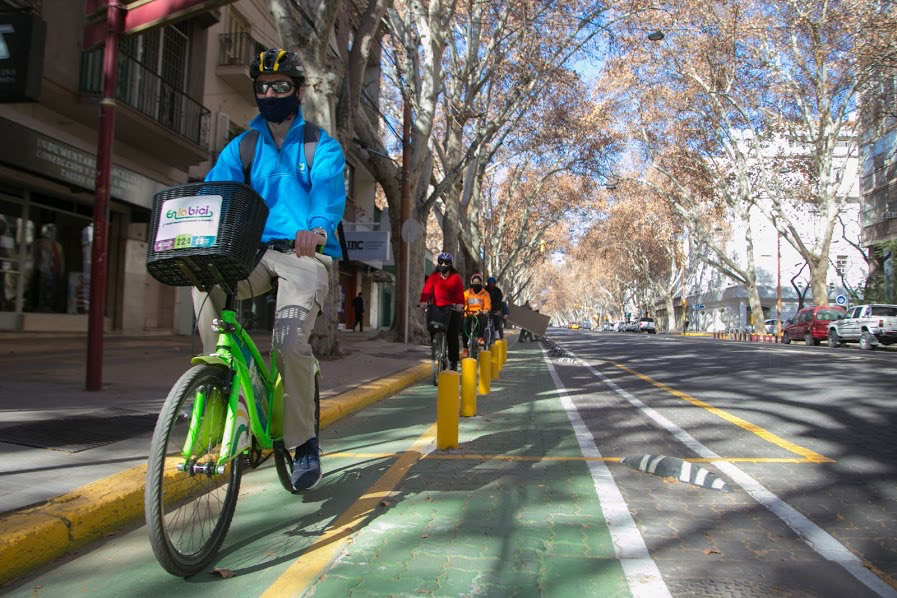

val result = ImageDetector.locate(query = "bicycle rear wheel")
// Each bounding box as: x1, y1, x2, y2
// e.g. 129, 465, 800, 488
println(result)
431, 331, 446, 385
145, 365, 242, 577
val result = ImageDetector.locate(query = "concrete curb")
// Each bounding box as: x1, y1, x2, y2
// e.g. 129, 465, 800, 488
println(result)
0, 361, 432, 586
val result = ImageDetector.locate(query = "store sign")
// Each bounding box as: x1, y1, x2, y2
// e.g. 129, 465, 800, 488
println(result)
0, 117, 167, 209
343, 231, 390, 261
0, 14, 46, 102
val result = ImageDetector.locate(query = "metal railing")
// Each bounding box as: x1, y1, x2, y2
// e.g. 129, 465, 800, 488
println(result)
218, 32, 265, 67
79, 49, 210, 148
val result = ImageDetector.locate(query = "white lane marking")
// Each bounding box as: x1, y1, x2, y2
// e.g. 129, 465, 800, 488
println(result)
541, 345, 672, 598
648, 455, 664, 474
554, 347, 897, 598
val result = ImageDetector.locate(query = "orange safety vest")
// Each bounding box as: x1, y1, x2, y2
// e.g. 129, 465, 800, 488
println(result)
463, 288, 491, 315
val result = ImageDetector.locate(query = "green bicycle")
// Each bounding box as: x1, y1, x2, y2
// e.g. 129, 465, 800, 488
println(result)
143, 182, 316, 577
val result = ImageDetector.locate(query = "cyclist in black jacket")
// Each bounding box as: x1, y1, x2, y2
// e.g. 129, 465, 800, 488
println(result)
486, 277, 505, 339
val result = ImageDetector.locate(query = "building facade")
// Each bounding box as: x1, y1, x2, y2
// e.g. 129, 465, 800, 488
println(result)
0, 0, 394, 334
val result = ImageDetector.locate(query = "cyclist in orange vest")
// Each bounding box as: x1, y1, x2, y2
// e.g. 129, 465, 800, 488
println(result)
462, 273, 491, 354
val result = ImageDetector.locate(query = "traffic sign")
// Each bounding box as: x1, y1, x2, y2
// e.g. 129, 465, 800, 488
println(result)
835, 294, 847, 305
401, 219, 420, 243
692, 304, 705, 310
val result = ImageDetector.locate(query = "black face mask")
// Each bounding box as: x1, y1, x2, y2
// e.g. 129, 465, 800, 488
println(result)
256, 93, 299, 123
438, 265, 450, 273
472, 284, 483, 293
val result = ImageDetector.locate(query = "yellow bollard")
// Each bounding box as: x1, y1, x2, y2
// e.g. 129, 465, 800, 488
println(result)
500, 339, 507, 365
436, 370, 460, 450
490, 345, 500, 380
478, 350, 491, 395
460, 357, 477, 417
495, 339, 506, 369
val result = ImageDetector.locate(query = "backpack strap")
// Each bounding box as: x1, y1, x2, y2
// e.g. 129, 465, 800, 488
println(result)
303, 121, 320, 168
239, 129, 259, 185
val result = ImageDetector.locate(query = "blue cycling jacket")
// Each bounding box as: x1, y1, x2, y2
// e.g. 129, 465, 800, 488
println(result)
205, 109, 346, 258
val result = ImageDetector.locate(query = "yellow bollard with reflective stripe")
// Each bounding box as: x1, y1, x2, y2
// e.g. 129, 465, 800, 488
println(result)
437, 370, 460, 450
478, 350, 491, 395
460, 357, 477, 417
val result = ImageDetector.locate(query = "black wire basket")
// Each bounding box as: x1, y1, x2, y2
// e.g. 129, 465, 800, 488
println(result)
146, 182, 268, 289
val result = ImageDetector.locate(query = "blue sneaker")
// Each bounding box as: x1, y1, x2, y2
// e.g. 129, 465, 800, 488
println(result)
291, 437, 322, 491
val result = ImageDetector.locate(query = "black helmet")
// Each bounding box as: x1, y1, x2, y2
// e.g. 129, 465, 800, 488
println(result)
250, 48, 305, 84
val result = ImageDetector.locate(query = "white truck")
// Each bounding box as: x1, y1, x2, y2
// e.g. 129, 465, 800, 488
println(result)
828, 304, 897, 350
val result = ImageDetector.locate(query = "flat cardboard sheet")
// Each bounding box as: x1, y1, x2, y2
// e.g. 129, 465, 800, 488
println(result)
508, 304, 549, 336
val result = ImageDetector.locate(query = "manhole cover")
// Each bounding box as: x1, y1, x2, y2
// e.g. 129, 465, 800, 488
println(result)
0, 412, 158, 452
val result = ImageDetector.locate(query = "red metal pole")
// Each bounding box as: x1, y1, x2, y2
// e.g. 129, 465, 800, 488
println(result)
86, 0, 123, 391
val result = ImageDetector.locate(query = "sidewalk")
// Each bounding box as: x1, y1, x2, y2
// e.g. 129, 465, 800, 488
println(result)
0, 329, 429, 515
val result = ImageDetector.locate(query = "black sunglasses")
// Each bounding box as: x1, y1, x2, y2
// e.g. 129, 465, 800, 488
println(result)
438, 259, 451, 265
254, 80, 295, 95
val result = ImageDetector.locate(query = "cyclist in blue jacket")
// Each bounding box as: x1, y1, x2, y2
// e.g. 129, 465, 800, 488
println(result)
193, 48, 345, 492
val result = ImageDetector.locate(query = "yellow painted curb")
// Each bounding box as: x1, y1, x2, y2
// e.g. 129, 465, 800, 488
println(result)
320, 362, 431, 427
0, 361, 431, 586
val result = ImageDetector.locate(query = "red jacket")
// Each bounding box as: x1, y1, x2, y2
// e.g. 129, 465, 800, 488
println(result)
420, 271, 464, 307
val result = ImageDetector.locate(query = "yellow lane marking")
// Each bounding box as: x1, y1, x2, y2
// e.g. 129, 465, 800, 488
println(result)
326, 452, 821, 464
608, 361, 835, 463
261, 424, 437, 597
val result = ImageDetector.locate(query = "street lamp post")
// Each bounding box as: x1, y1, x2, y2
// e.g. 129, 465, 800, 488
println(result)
776, 223, 782, 337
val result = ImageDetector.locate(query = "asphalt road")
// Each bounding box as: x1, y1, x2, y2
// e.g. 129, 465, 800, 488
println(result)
547, 328, 897, 597
5, 332, 895, 597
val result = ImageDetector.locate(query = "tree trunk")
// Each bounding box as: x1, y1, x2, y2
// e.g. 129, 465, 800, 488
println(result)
665, 293, 676, 333
808, 256, 830, 306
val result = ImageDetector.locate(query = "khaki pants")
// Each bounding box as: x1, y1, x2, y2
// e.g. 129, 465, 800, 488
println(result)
192, 250, 331, 450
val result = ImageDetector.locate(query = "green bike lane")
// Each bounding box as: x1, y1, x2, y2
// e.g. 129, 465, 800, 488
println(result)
4, 341, 640, 598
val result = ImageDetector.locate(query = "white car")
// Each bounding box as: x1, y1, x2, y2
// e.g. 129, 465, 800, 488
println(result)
638, 317, 656, 333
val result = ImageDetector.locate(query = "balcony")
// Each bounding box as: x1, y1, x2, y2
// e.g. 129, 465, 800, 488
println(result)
79, 49, 210, 167
216, 32, 265, 95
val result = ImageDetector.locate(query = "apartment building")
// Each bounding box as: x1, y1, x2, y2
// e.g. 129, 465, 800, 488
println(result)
656, 130, 867, 332
0, 0, 393, 334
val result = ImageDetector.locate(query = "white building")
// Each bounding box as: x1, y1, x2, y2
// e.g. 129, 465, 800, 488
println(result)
661, 130, 867, 332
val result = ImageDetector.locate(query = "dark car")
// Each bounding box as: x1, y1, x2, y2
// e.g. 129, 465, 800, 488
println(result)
782, 305, 846, 345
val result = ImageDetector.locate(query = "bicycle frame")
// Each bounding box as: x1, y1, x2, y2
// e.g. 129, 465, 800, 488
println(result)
186, 304, 283, 467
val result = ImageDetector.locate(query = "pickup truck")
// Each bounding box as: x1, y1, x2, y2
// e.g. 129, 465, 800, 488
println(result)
828, 304, 897, 350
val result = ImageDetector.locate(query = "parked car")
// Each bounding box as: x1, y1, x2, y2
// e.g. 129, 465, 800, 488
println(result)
582, 320, 592, 330
624, 321, 639, 332
602, 322, 614, 331
764, 319, 781, 334
638, 317, 656, 333
828, 303, 897, 350
782, 305, 846, 345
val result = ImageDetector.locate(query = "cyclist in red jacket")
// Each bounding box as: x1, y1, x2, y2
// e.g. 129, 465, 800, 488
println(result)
419, 252, 465, 370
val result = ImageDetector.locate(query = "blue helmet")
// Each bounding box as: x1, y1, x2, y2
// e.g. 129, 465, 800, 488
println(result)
487, 276, 497, 284
437, 252, 453, 264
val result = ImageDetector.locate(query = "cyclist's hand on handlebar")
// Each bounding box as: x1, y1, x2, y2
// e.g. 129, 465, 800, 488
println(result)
294, 230, 326, 258
454, 304, 464, 312
419, 302, 428, 310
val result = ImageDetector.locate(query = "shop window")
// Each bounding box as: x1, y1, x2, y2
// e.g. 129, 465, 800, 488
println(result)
22, 202, 92, 314
0, 198, 24, 312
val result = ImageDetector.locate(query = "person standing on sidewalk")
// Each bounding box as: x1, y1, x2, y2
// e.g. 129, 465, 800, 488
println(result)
419, 252, 465, 370
192, 48, 345, 492
352, 292, 365, 332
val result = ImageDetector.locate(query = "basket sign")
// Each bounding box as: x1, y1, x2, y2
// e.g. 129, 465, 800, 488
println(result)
153, 195, 222, 251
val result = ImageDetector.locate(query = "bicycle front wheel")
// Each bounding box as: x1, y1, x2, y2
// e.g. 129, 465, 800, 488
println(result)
431, 331, 446, 385
145, 365, 242, 577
